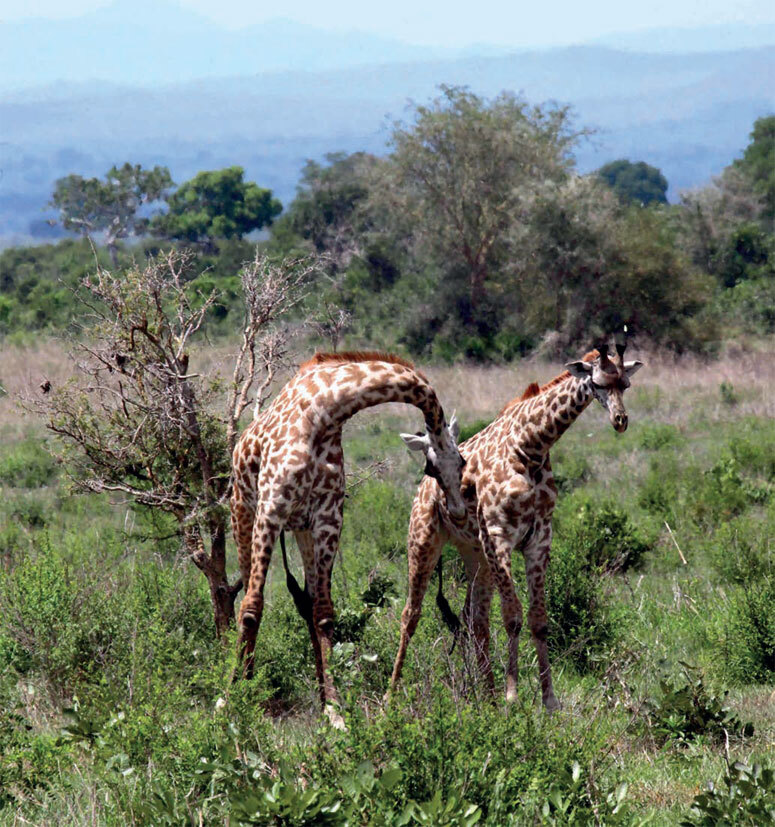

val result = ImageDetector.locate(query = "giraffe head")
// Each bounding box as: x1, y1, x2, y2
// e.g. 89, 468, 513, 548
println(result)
566, 339, 643, 433
400, 413, 467, 521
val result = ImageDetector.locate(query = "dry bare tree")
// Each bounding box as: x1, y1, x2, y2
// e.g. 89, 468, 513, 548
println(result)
33, 250, 315, 635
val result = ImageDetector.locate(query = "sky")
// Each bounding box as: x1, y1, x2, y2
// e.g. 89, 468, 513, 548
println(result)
2, 0, 775, 46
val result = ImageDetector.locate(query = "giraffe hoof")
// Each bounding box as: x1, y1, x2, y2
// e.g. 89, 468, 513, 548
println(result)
505, 688, 519, 704
325, 704, 347, 731
543, 695, 561, 712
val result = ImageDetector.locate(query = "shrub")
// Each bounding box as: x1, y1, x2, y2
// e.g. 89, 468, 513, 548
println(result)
546, 534, 616, 670
681, 760, 775, 826
718, 577, 775, 684
636, 422, 679, 450
538, 761, 631, 826
645, 666, 754, 745
556, 499, 652, 572
0, 437, 58, 489
552, 451, 591, 493
708, 515, 774, 585
342, 481, 413, 560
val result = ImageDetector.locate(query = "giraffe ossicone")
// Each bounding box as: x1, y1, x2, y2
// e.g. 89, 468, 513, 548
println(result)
230, 350, 465, 724
389, 341, 644, 710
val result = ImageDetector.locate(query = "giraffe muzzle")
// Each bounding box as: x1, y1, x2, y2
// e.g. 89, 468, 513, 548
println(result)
613, 412, 628, 432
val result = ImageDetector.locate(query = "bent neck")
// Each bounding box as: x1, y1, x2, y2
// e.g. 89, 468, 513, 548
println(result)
307, 363, 445, 435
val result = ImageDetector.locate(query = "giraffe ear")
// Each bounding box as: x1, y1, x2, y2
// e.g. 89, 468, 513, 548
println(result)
448, 412, 460, 442
624, 360, 644, 377
565, 360, 593, 379
400, 432, 430, 453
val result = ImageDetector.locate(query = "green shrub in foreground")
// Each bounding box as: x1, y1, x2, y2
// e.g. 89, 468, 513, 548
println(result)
645, 666, 754, 745
681, 760, 775, 826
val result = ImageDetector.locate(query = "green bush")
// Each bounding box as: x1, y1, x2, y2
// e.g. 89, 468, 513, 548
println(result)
681, 760, 775, 826
0, 437, 58, 489
556, 499, 652, 572
718, 577, 775, 684
552, 450, 591, 493
645, 666, 754, 745
636, 422, 679, 450
708, 515, 775, 585
342, 481, 414, 560
545, 535, 616, 671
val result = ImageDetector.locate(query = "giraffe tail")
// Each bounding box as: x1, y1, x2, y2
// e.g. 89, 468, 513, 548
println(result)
435, 555, 462, 651
280, 531, 314, 625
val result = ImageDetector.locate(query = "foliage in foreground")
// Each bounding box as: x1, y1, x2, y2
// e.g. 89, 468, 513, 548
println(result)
682, 760, 775, 826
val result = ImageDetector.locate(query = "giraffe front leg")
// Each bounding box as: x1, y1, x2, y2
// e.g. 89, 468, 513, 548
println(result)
523, 521, 560, 711
388, 510, 444, 697
479, 513, 523, 703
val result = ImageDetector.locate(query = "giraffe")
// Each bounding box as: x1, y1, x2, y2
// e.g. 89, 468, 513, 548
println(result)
231, 351, 466, 726
388, 342, 643, 710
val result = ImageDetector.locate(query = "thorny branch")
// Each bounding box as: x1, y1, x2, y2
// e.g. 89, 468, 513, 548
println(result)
27, 250, 313, 634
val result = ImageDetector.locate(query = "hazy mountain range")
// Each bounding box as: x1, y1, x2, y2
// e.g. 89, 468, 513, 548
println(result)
1, 2, 773, 243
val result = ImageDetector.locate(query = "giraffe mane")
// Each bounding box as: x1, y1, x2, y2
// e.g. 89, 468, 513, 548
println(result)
299, 351, 417, 373
498, 350, 599, 416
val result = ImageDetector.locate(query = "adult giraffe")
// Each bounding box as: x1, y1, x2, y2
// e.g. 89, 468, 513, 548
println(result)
231, 351, 466, 726
389, 342, 643, 710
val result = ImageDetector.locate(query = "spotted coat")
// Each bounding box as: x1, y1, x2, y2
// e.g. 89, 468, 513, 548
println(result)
389, 347, 643, 709
231, 351, 465, 726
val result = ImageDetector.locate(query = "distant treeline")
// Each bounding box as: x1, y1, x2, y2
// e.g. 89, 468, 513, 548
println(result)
1, 87, 772, 359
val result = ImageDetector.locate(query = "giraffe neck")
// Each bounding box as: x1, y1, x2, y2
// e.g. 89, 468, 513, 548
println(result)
309, 365, 445, 435
507, 375, 593, 463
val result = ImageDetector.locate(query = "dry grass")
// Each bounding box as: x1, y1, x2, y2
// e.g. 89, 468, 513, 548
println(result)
4, 338, 775, 437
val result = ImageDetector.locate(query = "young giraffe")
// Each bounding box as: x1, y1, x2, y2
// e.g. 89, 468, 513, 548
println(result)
231, 351, 466, 726
389, 342, 643, 709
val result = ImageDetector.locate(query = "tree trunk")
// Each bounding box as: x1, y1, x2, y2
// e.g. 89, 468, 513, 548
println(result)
184, 522, 242, 638
470, 264, 487, 310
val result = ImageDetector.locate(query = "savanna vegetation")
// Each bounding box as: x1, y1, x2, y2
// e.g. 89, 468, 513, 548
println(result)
0, 87, 774, 824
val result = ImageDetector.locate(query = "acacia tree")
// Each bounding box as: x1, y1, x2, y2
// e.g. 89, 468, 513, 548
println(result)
50, 163, 173, 265
386, 85, 579, 309
35, 251, 313, 635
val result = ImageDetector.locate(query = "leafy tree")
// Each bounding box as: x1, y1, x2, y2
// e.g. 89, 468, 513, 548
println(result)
596, 159, 668, 206
277, 152, 380, 267
50, 163, 173, 265
522, 176, 712, 351
733, 114, 775, 223
713, 222, 773, 288
386, 85, 579, 310
678, 166, 767, 275
152, 166, 282, 251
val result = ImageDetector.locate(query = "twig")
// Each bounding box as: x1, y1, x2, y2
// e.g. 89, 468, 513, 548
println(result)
664, 521, 687, 565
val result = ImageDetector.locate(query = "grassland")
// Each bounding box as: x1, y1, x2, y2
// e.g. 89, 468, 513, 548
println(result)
0, 342, 774, 824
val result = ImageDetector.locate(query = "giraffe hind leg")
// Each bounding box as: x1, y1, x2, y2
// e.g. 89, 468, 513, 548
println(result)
236, 509, 281, 681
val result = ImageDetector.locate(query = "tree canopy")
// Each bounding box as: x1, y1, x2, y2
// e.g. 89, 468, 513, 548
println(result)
385, 85, 579, 309
733, 115, 775, 223
596, 160, 668, 206
50, 163, 173, 263
151, 166, 282, 250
